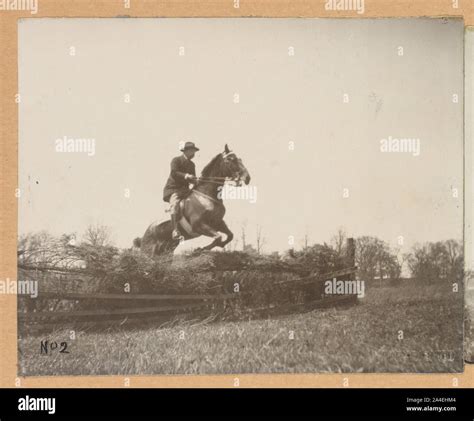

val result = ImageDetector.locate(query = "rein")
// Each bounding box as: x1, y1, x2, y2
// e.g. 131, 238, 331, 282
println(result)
192, 189, 222, 204
197, 176, 239, 185
198, 176, 227, 181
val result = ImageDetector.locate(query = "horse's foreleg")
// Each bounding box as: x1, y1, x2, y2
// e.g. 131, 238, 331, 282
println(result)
214, 220, 234, 249
195, 223, 224, 251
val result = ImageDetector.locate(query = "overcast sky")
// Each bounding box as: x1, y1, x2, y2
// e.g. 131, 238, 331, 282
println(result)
18, 18, 463, 253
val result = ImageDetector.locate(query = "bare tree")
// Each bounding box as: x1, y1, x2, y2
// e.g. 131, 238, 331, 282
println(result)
445, 239, 463, 279
83, 223, 112, 247
256, 225, 266, 255
303, 231, 309, 251
240, 220, 247, 251
331, 227, 347, 257
230, 237, 239, 251
393, 245, 409, 278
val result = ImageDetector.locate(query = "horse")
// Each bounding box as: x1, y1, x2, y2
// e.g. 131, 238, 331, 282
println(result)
134, 145, 251, 258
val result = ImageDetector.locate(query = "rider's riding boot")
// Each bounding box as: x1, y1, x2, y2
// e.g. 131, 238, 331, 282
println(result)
171, 214, 180, 240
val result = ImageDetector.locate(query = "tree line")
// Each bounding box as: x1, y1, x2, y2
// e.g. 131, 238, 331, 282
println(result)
280, 229, 462, 283
18, 225, 463, 283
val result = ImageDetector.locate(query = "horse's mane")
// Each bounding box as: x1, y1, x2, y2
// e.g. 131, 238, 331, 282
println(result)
201, 154, 222, 177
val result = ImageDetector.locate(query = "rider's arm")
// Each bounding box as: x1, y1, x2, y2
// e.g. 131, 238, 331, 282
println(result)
186, 163, 197, 182
170, 157, 188, 181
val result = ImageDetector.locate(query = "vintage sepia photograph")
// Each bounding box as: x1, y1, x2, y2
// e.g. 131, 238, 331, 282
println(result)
16, 17, 464, 375
465, 26, 474, 366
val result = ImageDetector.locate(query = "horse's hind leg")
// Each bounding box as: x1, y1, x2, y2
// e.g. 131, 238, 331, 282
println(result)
155, 239, 179, 257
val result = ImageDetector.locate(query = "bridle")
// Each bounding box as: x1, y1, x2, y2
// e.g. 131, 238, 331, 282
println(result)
197, 151, 243, 186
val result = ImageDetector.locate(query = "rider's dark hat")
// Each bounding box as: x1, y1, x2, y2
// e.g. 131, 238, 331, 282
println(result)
180, 142, 200, 152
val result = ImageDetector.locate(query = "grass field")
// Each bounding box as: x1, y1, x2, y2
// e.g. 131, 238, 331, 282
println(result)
18, 281, 464, 375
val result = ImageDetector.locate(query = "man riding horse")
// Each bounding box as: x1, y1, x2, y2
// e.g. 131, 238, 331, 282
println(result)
163, 141, 200, 240
136, 144, 250, 257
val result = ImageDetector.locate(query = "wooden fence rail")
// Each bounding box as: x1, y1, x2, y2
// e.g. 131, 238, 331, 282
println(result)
25, 291, 237, 301
18, 302, 215, 320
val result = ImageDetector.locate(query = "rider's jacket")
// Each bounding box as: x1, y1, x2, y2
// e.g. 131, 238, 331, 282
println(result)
163, 154, 196, 202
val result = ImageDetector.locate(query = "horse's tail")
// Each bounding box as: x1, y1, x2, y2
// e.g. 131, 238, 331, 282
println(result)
133, 237, 142, 248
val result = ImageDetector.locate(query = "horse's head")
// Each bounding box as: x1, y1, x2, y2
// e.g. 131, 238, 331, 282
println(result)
221, 144, 251, 186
